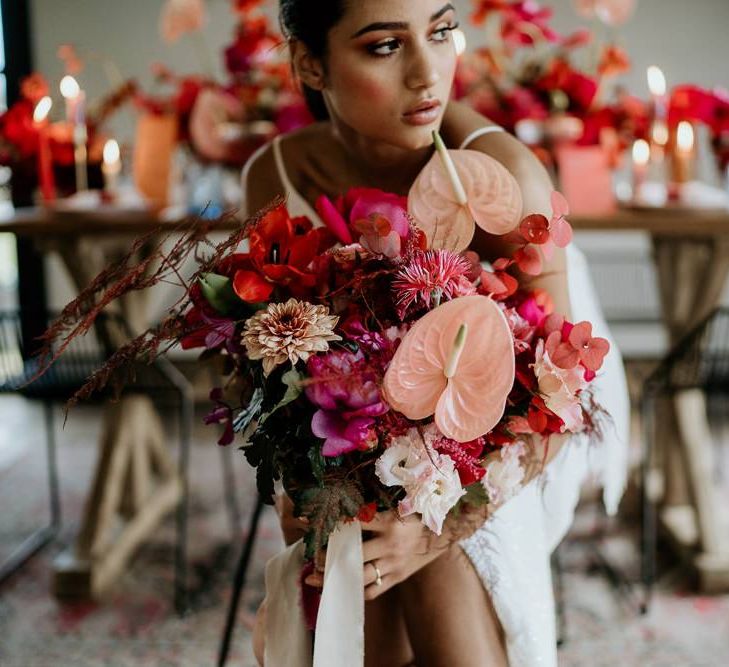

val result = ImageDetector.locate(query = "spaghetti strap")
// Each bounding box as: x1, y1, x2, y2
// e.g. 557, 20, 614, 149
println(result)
459, 125, 506, 150
272, 135, 296, 194
270, 135, 325, 227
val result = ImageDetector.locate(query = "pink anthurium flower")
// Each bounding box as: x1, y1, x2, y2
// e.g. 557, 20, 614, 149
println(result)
383, 295, 515, 442
408, 132, 523, 252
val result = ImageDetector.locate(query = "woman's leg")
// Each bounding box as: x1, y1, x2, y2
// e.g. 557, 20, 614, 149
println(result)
396, 544, 508, 667
254, 591, 415, 667
365, 586, 415, 667
253, 598, 266, 666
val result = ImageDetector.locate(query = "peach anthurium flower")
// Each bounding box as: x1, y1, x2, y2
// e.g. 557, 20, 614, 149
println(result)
159, 0, 206, 44
383, 295, 515, 442
408, 132, 523, 253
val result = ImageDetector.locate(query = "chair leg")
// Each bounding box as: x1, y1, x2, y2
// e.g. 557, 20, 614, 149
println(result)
219, 443, 242, 547
217, 494, 266, 667
0, 401, 61, 585
640, 392, 656, 615
174, 395, 194, 616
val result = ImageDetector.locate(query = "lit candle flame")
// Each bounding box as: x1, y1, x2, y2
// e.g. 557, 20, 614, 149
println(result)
651, 121, 669, 147
33, 96, 53, 123
60, 75, 80, 99
677, 121, 694, 153
647, 66, 666, 97
103, 139, 121, 165
632, 139, 650, 167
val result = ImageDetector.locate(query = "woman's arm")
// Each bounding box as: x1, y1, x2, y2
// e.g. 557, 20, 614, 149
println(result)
437, 100, 574, 542
442, 99, 571, 317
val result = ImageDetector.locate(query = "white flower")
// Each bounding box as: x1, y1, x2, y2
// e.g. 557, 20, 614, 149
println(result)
375, 428, 465, 535
482, 441, 527, 506
532, 339, 588, 432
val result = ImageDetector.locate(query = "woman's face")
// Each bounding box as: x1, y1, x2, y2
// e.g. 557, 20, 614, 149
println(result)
321, 0, 459, 150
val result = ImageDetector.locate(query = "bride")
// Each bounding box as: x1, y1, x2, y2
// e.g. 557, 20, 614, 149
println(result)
238, 1, 630, 665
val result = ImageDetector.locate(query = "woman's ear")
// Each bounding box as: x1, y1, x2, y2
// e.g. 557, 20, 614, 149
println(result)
289, 39, 326, 91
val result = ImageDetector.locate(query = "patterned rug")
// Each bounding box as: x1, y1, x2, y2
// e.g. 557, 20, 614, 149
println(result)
1, 395, 728, 666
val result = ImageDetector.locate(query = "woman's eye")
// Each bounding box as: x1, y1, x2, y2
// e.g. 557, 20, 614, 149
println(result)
368, 39, 401, 57
432, 23, 458, 43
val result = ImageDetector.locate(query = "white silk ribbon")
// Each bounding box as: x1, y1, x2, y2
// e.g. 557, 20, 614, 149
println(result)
264, 520, 365, 667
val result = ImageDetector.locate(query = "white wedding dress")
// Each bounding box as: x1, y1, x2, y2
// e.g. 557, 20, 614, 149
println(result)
254, 128, 631, 667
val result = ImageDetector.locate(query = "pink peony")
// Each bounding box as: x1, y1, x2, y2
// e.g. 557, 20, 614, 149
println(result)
306, 350, 388, 457
316, 188, 410, 257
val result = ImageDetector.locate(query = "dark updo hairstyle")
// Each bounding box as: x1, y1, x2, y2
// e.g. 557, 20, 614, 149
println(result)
279, 0, 348, 121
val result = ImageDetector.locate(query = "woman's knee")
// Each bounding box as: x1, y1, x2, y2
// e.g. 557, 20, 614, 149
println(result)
253, 598, 267, 666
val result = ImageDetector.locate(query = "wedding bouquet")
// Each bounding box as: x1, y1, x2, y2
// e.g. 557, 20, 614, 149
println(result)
40, 133, 608, 575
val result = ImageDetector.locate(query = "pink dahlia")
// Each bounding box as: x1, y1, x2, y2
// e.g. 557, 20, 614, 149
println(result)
392, 250, 476, 319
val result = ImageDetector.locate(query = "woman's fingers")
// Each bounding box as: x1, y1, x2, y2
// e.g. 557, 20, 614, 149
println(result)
364, 574, 394, 600
362, 510, 398, 533
304, 572, 323, 588
361, 535, 389, 563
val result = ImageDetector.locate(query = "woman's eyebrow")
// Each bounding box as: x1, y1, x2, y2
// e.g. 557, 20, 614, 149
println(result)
350, 3, 456, 38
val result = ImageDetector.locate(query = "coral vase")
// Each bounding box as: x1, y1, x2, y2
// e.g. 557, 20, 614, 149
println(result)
132, 112, 178, 208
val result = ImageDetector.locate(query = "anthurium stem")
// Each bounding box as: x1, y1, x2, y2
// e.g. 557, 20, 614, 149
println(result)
433, 130, 468, 206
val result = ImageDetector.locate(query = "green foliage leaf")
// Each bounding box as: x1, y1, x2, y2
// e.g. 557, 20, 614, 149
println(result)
300, 478, 364, 559
199, 273, 238, 315
259, 367, 303, 424
241, 434, 278, 505
307, 447, 326, 485
462, 482, 490, 509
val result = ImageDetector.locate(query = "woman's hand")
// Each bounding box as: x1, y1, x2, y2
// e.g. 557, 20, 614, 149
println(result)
304, 512, 451, 600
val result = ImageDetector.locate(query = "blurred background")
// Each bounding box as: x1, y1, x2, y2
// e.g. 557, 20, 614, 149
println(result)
1, 1, 729, 665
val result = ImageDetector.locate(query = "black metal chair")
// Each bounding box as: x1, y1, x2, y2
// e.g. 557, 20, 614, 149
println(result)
217, 493, 266, 667
0, 310, 195, 615
640, 306, 729, 610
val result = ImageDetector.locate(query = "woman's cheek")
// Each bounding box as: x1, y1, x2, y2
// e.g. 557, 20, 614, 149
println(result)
333, 64, 397, 111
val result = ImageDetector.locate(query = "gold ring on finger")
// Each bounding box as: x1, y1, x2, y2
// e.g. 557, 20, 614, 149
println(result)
372, 561, 383, 587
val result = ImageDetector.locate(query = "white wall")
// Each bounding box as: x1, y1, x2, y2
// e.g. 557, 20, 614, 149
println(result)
29, 0, 729, 143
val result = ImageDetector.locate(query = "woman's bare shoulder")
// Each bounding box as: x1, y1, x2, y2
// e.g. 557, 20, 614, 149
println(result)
443, 101, 546, 178
241, 123, 331, 217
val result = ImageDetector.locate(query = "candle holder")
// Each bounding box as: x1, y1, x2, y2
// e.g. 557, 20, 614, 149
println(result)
669, 121, 696, 200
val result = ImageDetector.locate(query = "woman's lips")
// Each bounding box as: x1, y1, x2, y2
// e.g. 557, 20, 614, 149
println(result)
403, 100, 442, 126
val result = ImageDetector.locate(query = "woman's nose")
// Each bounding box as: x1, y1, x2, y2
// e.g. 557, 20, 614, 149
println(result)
404, 46, 440, 90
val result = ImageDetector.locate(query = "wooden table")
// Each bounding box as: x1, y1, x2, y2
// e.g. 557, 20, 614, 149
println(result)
572, 205, 729, 592
0, 205, 217, 602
